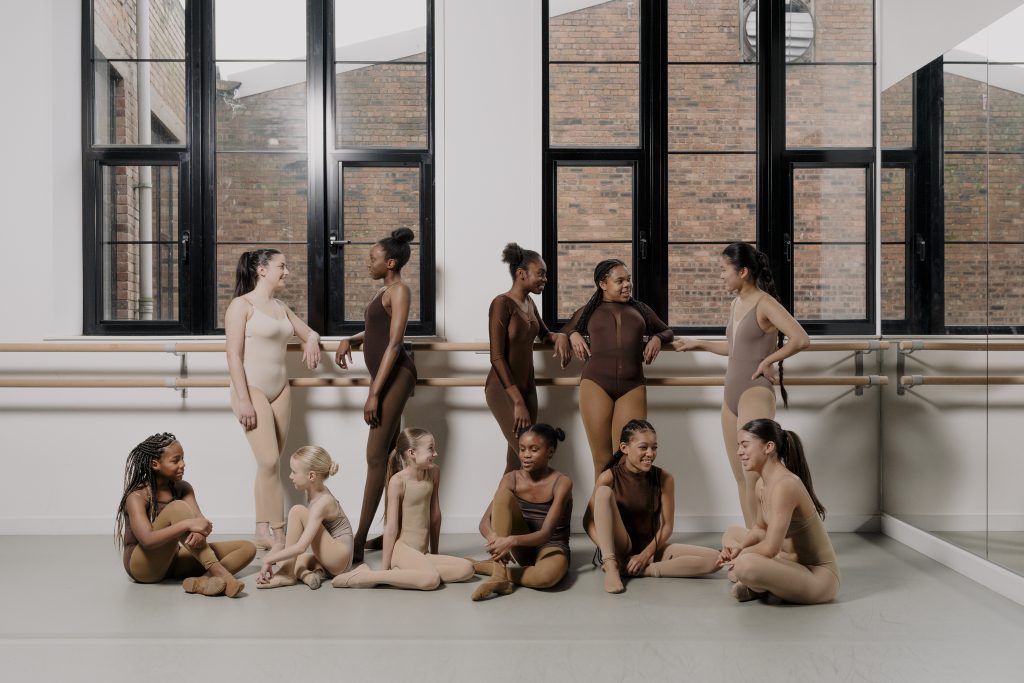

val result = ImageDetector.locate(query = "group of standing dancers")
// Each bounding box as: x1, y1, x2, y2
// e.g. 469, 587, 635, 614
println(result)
115, 230, 839, 605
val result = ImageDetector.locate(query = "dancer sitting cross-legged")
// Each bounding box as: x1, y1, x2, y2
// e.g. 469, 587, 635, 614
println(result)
256, 446, 354, 590
332, 428, 474, 590
471, 423, 573, 601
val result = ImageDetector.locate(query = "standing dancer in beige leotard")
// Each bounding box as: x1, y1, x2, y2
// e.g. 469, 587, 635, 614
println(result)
672, 243, 808, 527
226, 249, 322, 551
719, 419, 840, 604
332, 428, 474, 590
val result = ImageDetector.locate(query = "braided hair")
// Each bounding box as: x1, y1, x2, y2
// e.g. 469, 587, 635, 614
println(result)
233, 248, 282, 298
740, 418, 825, 520
571, 259, 662, 339
115, 432, 178, 550
603, 419, 663, 538
722, 243, 789, 408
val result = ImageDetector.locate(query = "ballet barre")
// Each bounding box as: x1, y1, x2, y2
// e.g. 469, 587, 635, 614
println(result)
897, 339, 1024, 393
900, 376, 1024, 387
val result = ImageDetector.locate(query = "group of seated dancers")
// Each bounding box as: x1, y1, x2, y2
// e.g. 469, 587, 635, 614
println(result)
115, 231, 838, 604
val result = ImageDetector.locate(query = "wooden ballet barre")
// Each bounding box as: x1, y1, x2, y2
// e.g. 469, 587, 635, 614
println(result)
0, 375, 886, 389
899, 340, 1024, 352
900, 375, 1024, 387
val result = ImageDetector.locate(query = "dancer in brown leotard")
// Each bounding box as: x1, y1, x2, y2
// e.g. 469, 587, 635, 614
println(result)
472, 424, 573, 601
562, 259, 673, 477
719, 419, 840, 604
225, 249, 321, 551
332, 429, 474, 590
672, 243, 808, 527
486, 243, 570, 473
257, 446, 354, 590
116, 433, 256, 597
584, 420, 723, 594
335, 228, 417, 562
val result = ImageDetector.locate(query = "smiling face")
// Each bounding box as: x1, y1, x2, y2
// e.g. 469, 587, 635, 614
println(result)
150, 441, 185, 482
288, 456, 316, 492
517, 431, 554, 473
257, 253, 289, 291
737, 430, 774, 474
518, 258, 549, 295
405, 434, 438, 470
620, 429, 657, 473
599, 265, 632, 302
720, 255, 748, 294
366, 243, 395, 281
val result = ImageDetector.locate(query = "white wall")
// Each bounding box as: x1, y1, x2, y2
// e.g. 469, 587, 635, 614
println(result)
0, 0, 880, 538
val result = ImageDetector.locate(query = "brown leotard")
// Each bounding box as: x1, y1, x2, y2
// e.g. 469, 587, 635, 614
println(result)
510, 470, 571, 557
322, 497, 353, 541
724, 295, 777, 415
562, 301, 673, 400
485, 294, 551, 396
610, 461, 663, 553
121, 480, 186, 576
364, 286, 417, 386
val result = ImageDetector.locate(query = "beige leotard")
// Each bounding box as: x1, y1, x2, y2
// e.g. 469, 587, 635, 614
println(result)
724, 295, 777, 415
398, 477, 433, 554
240, 300, 294, 401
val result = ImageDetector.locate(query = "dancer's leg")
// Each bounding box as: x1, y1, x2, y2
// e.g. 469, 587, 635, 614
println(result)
579, 379, 615, 478
610, 385, 647, 455
731, 553, 839, 604
644, 543, 721, 578
472, 487, 530, 600
128, 500, 204, 583
232, 387, 287, 534
427, 555, 475, 583
736, 387, 775, 530
486, 381, 538, 474
333, 539, 441, 590
510, 547, 568, 589
720, 403, 755, 527
585, 485, 632, 593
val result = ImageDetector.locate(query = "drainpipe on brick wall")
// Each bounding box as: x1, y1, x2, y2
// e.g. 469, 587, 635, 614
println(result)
137, 0, 154, 320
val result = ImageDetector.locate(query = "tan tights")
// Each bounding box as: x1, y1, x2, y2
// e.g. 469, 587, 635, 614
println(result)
485, 381, 539, 474
354, 369, 416, 551
721, 387, 775, 528
579, 380, 647, 478
479, 487, 568, 590
336, 539, 474, 590
232, 385, 291, 529
276, 505, 354, 582
129, 500, 256, 583
720, 526, 834, 603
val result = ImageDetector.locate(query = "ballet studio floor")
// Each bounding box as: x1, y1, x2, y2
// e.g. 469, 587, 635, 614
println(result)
2, 532, 1023, 682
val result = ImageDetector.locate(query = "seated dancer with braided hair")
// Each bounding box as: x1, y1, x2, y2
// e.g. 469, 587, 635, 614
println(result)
256, 446, 353, 590
486, 243, 570, 474
471, 423, 573, 601
116, 433, 256, 597
560, 259, 673, 478
584, 420, 723, 594
672, 243, 808, 528
719, 419, 840, 604
332, 428, 474, 590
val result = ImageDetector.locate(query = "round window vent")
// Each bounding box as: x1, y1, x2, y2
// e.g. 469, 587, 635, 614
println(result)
741, 0, 815, 63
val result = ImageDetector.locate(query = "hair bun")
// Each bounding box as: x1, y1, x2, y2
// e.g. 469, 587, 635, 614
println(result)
328, 461, 340, 477
501, 242, 524, 266
554, 427, 566, 442
391, 227, 415, 244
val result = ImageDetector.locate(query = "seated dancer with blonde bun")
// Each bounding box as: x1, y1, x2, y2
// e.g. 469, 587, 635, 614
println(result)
332, 429, 474, 590
116, 433, 256, 598
719, 419, 839, 604
584, 420, 723, 594
471, 423, 573, 601
256, 446, 353, 590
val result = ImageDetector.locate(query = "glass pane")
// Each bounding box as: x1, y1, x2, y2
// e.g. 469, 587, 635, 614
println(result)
342, 166, 421, 243
92, 0, 186, 59
668, 154, 756, 242
988, 66, 1024, 154
557, 242, 632, 319
343, 244, 421, 322
881, 167, 906, 243
549, 0, 640, 62
215, 243, 309, 325
989, 245, 1024, 326
786, 65, 872, 147
93, 59, 186, 145
100, 164, 180, 321
881, 168, 906, 322
944, 244, 987, 326
881, 244, 905, 321
794, 244, 866, 320
944, 64, 989, 152
945, 153, 987, 243
668, 65, 756, 151
215, 0, 306, 60
216, 153, 308, 321
989, 154, 1024, 243
336, 62, 427, 148
335, 0, 427, 62
556, 166, 633, 241
788, 0, 873, 64
881, 74, 913, 149
549, 64, 640, 147
668, 0, 746, 62
668, 244, 736, 327
216, 62, 307, 150
793, 168, 866, 243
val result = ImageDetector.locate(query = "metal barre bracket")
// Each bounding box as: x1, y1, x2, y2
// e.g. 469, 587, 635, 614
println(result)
895, 340, 923, 395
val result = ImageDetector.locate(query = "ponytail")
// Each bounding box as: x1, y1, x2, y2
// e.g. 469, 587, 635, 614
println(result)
233, 248, 282, 298
740, 419, 825, 520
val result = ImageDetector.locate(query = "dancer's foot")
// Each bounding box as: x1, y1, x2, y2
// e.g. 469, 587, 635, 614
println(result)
471, 559, 498, 576
183, 576, 226, 596
224, 576, 245, 598
601, 556, 625, 594
300, 568, 327, 590
471, 579, 514, 601
332, 563, 372, 588
256, 573, 297, 590
732, 582, 765, 602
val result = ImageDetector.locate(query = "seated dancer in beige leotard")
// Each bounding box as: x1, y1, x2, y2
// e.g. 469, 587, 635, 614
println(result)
673, 243, 808, 528
116, 433, 255, 598
226, 249, 321, 551
719, 419, 840, 604
472, 424, 573, 601
584, 420, 724, 594
257, 447, 354, 590
332, 429, 474, 590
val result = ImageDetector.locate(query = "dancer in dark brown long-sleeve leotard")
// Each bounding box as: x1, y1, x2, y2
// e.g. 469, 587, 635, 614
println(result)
561, 259, 673, 478
486, 243, 570, 473
334, 228, 418, 562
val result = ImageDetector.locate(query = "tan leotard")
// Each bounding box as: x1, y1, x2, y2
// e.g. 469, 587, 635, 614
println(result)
239, 300, 294, 402
724, 295, 777, 415
787, 512, 841, 583
398, 477, 433, 554
322, 497, 353, 541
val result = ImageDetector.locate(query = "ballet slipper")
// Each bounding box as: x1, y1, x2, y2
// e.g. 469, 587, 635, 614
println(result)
300, 569, 327, 590
223, 577, 245, 598
182, 576, 226, 596
471, 580, 514, 601
332, 563, 371, 588
256, 573, 297, 590
472, 559, 498, 576
732, 582, 765, 602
